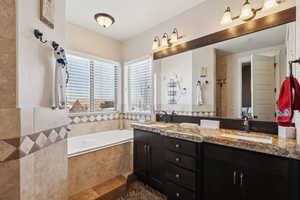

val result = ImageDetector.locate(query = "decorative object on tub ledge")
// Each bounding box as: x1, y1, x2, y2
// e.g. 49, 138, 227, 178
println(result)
152, 28, 183, 51
0, 125, 68, 163
221, 0, 283, 25
34, 29, 69, 110
40, 0, 55, 29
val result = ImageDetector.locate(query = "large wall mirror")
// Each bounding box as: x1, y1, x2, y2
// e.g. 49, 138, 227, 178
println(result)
153, 17, 297, 122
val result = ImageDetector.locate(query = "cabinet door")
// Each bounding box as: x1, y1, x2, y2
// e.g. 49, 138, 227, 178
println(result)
134, 130, 149, 182
148, 133, 165, 192
241, 156, 290, 200
203, 158, 241, 200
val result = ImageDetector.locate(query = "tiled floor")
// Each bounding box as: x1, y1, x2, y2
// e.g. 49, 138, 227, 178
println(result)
117, 182, 166, 200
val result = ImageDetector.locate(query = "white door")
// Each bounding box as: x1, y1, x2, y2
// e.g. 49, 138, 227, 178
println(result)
251, 55, 276, 121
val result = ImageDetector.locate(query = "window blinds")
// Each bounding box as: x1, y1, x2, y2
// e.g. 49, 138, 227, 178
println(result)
127, 58, 152, 112
66, 55, 90, 112
66, 54, 119, 113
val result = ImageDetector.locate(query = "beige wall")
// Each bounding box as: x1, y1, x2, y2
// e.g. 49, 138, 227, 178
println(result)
121, 0, 295, 62
66, 23, 122, 62
0, 0, 68, 199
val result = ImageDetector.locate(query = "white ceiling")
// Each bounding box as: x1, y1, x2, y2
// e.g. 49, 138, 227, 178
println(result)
214, 24, 287, 56
66, 0, 206, 41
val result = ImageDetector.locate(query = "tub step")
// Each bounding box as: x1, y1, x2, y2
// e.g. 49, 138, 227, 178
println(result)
69, 176, 127, 200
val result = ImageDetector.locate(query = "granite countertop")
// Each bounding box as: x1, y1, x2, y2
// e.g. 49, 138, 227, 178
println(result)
131, 121, 300, 160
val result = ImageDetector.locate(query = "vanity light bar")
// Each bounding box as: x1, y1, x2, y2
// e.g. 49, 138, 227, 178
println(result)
152, 28, 183, 51
221, 0, 282, 25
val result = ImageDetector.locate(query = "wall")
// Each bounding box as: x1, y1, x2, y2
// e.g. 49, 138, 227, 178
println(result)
121, 0, 295, 62
0, 0, 69, 199
66, 23, 122, 62
66, 23, 124, 137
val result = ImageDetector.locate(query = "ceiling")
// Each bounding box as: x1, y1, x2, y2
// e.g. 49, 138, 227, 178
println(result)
66, 0, 206, 41
215, 24, 287, 56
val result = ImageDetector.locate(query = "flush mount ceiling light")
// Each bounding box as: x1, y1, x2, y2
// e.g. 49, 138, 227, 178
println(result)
221, 0, 282, 25
152, 28, 183, 51
94, 13, 115, 28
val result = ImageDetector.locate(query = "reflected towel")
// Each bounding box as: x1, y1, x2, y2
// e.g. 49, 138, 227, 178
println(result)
196, 83, 203, 105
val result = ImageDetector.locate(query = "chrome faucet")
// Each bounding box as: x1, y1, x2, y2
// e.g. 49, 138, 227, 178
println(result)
159, 111, 176, 123
242, 116, 251, 132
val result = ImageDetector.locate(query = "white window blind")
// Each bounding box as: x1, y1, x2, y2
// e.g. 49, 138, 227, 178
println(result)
66, 54, 119, 113
127, 58, 152, 112
66, 55, 90, 112
93, 60, 118, 112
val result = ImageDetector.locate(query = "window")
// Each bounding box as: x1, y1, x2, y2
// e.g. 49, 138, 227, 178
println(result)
126, 58, 152, 112
66, 54, 119, 113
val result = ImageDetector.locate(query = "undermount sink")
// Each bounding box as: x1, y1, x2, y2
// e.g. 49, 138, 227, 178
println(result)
220, 133, 273, 144
145, 123, 173, 128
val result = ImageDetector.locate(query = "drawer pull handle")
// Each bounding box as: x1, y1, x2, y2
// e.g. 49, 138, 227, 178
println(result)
176, 192, 180, 197
175, 174, 180, 179
175, 157, 180, 162
175, 144, 181, 148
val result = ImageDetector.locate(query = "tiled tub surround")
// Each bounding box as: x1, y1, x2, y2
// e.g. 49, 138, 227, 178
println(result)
0, 125, 68, 163
68, 142, 133, 197
132, 122, 300, 160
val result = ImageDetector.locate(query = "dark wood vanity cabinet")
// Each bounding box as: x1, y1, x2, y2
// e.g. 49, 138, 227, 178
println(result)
134, 129, 165, 192
134, 129, 300, 200
203, 143, 299, 200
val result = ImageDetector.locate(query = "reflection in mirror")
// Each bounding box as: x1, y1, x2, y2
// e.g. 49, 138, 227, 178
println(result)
154, 22, 297, 122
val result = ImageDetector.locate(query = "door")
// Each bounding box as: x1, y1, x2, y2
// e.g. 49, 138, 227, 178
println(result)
203, 158, 241, 200
240, 158, 289, 200
251, 55, 276, 121
148, 133, 165, 192
134, 130, 149, 182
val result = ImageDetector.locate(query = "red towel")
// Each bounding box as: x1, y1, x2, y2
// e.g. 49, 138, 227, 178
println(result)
276, 77, 300, 127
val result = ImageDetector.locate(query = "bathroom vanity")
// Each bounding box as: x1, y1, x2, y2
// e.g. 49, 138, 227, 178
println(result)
132, 123, 300, 200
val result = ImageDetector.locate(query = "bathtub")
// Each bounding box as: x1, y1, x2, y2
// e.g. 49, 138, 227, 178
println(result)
68, 129, 133, 157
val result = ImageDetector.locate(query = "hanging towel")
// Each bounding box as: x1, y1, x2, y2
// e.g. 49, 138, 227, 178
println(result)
51, 42, 68, 110
196, 81, 203, 105
276, 77, 300, 127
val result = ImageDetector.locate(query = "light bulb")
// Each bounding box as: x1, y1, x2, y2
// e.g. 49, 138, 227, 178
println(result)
240, 0, 254, 21
152, 36, 160, 51
161, 33, 169, 48
221, 7, 233, 25
263, 0, 279, 10
170, 28, 179, 43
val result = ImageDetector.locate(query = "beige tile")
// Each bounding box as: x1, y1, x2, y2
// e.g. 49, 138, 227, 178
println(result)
20, 154, 35, 200
0, 141, 17, 162
69, 120, 120, 138
0, 160, 20, 200
33, 140, 68, 200
0, 108, 20, 139
68, 142, 132, 196
34, 107, 68, 133
0, 0, 16, 40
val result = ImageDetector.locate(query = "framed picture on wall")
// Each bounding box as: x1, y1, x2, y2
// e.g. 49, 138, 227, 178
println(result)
40, 0, 55, 29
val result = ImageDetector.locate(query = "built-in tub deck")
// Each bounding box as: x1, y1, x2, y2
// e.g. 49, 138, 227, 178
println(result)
68, 129, 133, 157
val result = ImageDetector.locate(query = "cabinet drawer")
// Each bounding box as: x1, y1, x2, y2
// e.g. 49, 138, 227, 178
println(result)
165, 137, 197, 156
166, 150, 196, 171
166, 181, 196, 200
166, 164, 196, 191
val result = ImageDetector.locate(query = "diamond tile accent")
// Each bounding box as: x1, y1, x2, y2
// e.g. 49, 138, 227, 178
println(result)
19, 137, 34, 155
73, 117, 81, 124
89, 115, 95, 122
49, 130, 58, 143
35, 133, 49, 148
59, 127, 67, 139
0, 141, 17, 162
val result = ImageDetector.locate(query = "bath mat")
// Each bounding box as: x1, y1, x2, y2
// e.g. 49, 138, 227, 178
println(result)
117, 182, 166, 200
